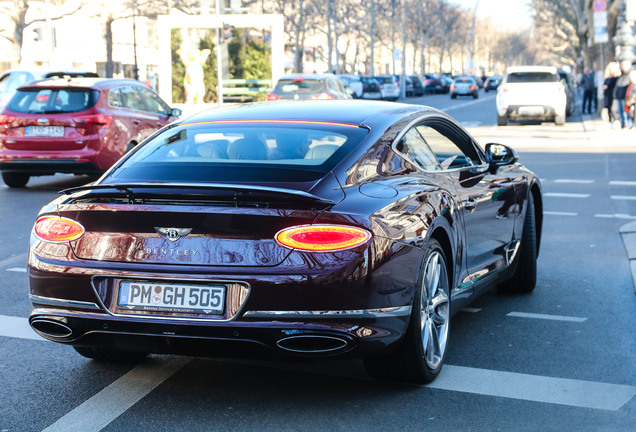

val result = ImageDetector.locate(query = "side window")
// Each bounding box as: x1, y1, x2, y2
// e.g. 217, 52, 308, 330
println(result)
416, 125, 478, 170
395, 128, 439, 171
120, 86, 146, 111
138, 87, 170, 115
108, 88, 123, 108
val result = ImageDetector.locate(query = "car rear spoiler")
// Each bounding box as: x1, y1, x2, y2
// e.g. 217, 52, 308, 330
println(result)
61, 182, 336, 204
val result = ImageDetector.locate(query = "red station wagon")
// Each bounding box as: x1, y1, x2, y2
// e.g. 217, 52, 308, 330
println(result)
0, 78, 181, 188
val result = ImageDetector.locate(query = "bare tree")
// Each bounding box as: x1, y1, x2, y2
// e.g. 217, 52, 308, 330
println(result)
0, 0, 83, 67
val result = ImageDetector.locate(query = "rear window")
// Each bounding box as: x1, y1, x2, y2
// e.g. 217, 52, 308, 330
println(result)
275, 79, 325, 94
6, 88, 98, 113
108, 122, 369, 183
506, 72, 557, 83
377, 77, 395, 84
453, 77, 474, 84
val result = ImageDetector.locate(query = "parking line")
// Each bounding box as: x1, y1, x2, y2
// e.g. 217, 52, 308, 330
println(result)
7, 267, 27, 273
429, 365, 636, 411
544, 211, 578, 216
610, 181, 636, 186
543, 193, 590, 198
595, 214, 636, 220
0, 315, 42, 341
507, 312, 587, 322
611, 195, 636, 201
42, 357, 192, 432
554, 179, 594, 184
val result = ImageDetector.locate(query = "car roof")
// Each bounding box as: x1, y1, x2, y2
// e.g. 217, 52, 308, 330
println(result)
17, 78, 146, 90
506, 66, 558, 74
180, 100, 435, 129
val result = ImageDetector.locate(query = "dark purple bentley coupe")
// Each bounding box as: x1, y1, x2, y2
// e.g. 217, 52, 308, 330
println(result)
28, 100, 542, 383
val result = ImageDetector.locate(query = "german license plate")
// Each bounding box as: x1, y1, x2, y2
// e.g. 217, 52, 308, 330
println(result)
26, 126, 64, 137
118, 281, 225, 314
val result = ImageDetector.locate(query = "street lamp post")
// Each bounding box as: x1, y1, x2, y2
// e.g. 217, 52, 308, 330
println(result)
132, 0, 139, 80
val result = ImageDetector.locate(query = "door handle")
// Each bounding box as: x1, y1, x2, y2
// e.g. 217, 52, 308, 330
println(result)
465, 197, 477, 212
132, 119, 141, 125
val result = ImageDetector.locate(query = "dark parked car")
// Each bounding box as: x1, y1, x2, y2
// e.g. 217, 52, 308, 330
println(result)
422, 74, 443, 93
0, 78, 180, 188
267, 74, 352, 101
360, 76, 383, 99
410, 75, 425, 96
28, 100, 542, 384
484, 75, 503, 92
439, 76, 453, 94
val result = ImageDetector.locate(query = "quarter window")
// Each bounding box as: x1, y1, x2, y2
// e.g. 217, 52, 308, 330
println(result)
108, 88, 123, 107
120, 86, 146, 111
416, 125, 477, 169
395, 128, 440, 171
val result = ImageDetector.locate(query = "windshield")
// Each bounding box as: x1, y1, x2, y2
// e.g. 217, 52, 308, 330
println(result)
6, 88, 99, 113
274, 79, 325, 94
506, 72, 557, 83
107, 121, 369, 183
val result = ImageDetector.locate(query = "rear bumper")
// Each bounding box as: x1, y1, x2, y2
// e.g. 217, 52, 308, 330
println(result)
0, 158, 102, 175
503, 105, 559, 121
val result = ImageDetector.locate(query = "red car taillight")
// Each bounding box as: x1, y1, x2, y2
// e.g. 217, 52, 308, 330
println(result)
266, 93, 279, 101
275, 224, 371, 252
470, 85, 476, 91
311, 92, 334, 100
72, 113, 112, 135
34, 216, 85, 243
0, 114, 16, 127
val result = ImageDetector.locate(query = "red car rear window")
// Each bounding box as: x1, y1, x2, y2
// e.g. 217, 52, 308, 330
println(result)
6, 88, 99, 114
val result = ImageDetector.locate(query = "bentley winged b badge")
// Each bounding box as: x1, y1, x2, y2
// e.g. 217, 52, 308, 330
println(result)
155, 227, 193, 242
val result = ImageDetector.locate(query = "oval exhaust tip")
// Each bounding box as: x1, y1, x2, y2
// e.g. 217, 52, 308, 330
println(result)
31, 319, 73, 339
276, 335, 350, 354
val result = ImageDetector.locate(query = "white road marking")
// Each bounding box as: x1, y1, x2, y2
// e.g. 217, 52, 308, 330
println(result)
554, 179, 594, 184
429, 365, 636, 411
611, 195, 636, 201
0, 315, 42, 341
42, 357, 192, 432
0, 253, 27, 268
7, 267, 27, 273
461, 121, 482, 127
507, 312, 587, 322
441, 95, 495, 113
543, 193, 590, 198
544, 211, 578, 216
461, 307, 482, 313
595, 214, 636, 220
610, 181, 636, 186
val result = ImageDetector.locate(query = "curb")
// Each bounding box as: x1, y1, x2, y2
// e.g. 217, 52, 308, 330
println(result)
619, 221, 636, 295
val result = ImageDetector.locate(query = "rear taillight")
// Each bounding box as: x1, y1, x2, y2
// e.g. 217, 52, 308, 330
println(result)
470, 85, 476, 91
311, 92, 334, 100
72, 114, 112, 135
266, 93, 279, 101
0, 114, 16, 126
34, 216, 85, 243
275, 224, 371, 252
450, 84, 455, 91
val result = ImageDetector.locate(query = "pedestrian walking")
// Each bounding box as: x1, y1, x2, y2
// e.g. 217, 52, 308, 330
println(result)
602, 61, 620, 125
614, 60, 633, 129
580, 68, 595, 114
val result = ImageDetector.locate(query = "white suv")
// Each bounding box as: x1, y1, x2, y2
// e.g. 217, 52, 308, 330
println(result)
496, 66, 567, 126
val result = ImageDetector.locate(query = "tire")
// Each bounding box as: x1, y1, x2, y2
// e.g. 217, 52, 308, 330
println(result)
473, 93, 479, 99
497, 114, 507, 126
555, 114, 565, 125
499, 192, 537, 293
364, 239, 450, 384
451, 93, 457, 99
126, 141, 137, 152
73, 346, 148, 362
2, 172, 30, 188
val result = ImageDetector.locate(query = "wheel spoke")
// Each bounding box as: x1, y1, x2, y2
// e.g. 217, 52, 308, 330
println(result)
421, 316, 431, 352
425, 320, 440, 365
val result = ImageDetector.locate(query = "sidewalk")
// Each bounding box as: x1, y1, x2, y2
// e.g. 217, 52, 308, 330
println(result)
581, 112, 636, 294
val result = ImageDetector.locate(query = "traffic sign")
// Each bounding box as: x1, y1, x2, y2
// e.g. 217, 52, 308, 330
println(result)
593, 0, 606, 12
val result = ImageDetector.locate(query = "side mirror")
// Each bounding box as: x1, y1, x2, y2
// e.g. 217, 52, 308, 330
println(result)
170, 107, 182, 118
485, 143, 518, 170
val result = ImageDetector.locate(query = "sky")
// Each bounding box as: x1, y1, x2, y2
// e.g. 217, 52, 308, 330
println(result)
452, 0, 532, 30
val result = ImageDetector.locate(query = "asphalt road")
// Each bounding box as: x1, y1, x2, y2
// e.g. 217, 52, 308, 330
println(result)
1, 91, 635, 432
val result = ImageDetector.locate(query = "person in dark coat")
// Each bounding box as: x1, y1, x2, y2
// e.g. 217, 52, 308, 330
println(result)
603, 61, 620, 125
580, 68, 596, 114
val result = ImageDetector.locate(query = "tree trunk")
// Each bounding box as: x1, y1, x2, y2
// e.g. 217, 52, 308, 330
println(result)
105, 16, 114, 78
327, 0, 333, 73
369, 0, 375, 76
